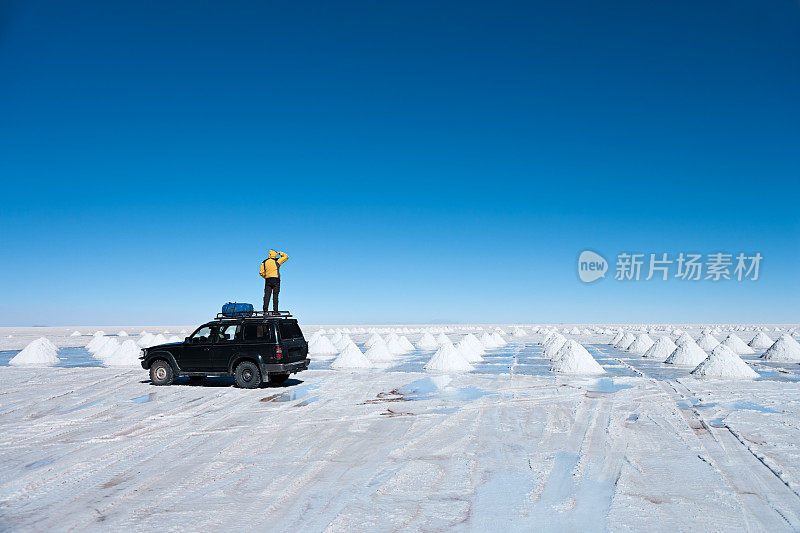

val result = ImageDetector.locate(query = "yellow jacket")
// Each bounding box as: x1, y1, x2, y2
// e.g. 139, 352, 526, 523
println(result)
260, 250, 289, 279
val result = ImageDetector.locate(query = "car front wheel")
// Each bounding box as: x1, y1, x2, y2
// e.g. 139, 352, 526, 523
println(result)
150, 360, 174, 386
234, 361, 261, 389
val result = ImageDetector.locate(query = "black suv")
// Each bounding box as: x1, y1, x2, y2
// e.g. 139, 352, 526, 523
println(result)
140, 312, 310, 388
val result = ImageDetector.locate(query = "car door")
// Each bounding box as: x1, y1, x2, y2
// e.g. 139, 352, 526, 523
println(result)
212, 323, 240, 372
182, 325, 215, 371
241, 321, 277, 361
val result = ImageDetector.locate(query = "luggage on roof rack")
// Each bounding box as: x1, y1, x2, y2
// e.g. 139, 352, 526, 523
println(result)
221, 302, 254, 317
214, 310, 293, 320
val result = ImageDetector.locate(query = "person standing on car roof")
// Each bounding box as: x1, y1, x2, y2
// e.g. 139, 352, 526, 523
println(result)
260, 250, 289, 313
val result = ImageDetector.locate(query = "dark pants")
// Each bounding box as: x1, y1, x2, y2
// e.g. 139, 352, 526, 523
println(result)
263, 277, 280, 312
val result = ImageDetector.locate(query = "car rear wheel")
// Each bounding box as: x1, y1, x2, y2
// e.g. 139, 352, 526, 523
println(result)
234, 361, 261, 389
150, 360, 174, 386
268, 372, 290, 385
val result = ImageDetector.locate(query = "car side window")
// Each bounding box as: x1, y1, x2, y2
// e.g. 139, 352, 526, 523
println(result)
216, 324, 240, 343
242, 323, 275, 343
190, 326, 213, 344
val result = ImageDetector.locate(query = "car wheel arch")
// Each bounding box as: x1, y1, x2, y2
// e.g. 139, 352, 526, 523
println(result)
229, 355, 260, 374
145, 351, 179, 371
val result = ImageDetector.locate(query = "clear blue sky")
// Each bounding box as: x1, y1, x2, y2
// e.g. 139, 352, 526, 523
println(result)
1, 0, 798, 326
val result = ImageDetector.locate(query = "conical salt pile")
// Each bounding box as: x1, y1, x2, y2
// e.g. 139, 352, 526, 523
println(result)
642, 336, 677, 361
462, 334, 485, 354
691, 344, 759, 379
87, 335, 111, 352
365, 341, 394, 363
424, 342, 473, 372
399, 336, 415, 351
308, 335, 338, 355
332, 343, 372, 369
664, 338, 708, 366
136, 333, 155, 348
149, 334, 167, 347
364, 333, 384, 348
551, 340, 605, 375
543, 334, 567, 359
696, 333, 719, 351
70, 331, 82, 337
95, 338, 121, 363
104, 340, 142, 367
9, 338, 60, 366
456, 340, 483, 363
761, 334, 800, 362
614, 332, 636, 350
436, 333, 451, 345
675, 332, 694, 345
748, 332, 774, 350
167, 335, 182, 343
117, 330, 129, 337
627, 334, 655, 355
512, 328, 527, 337
609, 330, 624, 345
385, 336, 408, 355
491, 332, 507, 346
720, 333, 754, 355
479, 332, 497, 348
416, 332, 439, 350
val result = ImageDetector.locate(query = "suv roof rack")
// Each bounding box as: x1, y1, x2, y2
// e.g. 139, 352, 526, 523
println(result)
214, 310, 293, 320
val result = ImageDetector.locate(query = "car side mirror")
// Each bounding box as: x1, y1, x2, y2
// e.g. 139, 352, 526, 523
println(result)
184, 337, 190, 344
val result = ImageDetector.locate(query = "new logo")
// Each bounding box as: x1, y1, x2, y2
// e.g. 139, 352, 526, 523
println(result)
578, 250, 607, 283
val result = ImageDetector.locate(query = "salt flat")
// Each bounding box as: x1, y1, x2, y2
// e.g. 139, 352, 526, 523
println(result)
2, 354, 800, 531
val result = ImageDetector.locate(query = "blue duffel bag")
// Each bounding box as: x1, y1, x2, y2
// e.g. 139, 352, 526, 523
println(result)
221, 302, 254, 317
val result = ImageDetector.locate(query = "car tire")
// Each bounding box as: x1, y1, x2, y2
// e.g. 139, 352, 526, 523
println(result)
268, 372, 290, 385
234, 361, 261, 389
150, 360, 174, 386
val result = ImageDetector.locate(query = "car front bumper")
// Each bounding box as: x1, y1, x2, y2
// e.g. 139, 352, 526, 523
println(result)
259, 358, 310, 377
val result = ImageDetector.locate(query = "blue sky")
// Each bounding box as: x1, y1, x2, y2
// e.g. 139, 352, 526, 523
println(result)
1, 0, 798, 325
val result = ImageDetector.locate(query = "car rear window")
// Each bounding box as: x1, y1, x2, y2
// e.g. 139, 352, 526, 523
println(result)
278, 321, 304, 341
242, 323, 275, 342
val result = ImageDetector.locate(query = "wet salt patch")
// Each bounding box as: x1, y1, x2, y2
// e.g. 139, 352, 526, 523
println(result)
61, 399, 103, 414
131, 393, 155, 404
731, 400, 779, 414
588, 378, 633, 394
267, 383, 319, 403
396, 377, 493, 402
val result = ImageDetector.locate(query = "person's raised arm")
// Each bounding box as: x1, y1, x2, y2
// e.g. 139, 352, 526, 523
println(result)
277, 251, 289, 265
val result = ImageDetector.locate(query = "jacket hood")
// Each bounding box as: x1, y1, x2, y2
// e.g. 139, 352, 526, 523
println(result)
268, 250, 278, 259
